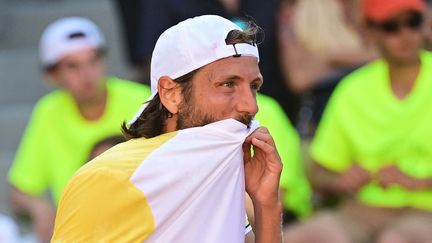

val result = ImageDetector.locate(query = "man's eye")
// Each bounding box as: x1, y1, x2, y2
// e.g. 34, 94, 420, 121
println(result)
251, 83, 261, 91
63, 62, 79, 69
222, 81, 234, 88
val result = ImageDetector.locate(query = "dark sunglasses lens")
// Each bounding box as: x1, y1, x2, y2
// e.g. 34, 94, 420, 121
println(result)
378, 13, 423, 33
380, 21, 399, 33
407, 14, 423, 29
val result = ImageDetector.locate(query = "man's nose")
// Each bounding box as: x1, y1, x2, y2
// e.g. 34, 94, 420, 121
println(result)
79, 64, 94, 78
236, 88, 258, 116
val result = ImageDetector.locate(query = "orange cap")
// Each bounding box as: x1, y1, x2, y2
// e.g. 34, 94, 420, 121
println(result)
362, 0, 426, 23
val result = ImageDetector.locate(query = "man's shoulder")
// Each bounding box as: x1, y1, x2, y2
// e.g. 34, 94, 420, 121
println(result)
255, 92, 295, 128
340, 59, 384, 90
328, 59, 386, 106
78, 139, 151, 177
420, 50, 432, 62
32, 89, 71, 116
78, 132, 178, 178
256, 93, 278, 106
256, 93, 285, 117
419, 50, 432, 73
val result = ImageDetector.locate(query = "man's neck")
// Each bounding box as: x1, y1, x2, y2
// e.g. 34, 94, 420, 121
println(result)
387, 56, 421, 100
164, 115, 179, 134
76, 88, 107, 121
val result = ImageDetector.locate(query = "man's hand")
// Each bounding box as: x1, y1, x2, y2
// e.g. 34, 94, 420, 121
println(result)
378, 165, 431, 190
243, 127, 283, 243
31, 199, 56, 243
337, 164, 372, 194
243, 127, 282, 206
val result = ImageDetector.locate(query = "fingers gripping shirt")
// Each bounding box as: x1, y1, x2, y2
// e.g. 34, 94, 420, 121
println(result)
52, 119, 259, 242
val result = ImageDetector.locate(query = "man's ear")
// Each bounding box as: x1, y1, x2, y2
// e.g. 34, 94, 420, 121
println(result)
158, 76, 182, 114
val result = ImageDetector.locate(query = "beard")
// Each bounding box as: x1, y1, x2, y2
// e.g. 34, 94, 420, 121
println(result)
177, 98, 253, 130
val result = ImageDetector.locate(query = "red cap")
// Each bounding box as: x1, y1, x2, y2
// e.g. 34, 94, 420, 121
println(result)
362, 0, 426, 23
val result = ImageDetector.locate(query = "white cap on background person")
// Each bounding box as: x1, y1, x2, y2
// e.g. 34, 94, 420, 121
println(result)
39, 17, 106, 68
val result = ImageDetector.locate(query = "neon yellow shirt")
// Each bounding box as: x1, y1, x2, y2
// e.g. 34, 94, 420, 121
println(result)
256, 94, 312, 218
8, 77, 150, 204
311, 51, 432, 211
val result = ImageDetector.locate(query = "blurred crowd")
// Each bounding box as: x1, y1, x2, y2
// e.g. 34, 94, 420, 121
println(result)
2, 0, 432, 242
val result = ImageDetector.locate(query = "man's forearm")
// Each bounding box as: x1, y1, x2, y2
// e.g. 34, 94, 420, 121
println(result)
412, 177, 432, 190
9, 186, 37, 215
9, 186, 56, 243
253, 201, 283, 243
421, 178, 432, 188
309, 163, 343, 193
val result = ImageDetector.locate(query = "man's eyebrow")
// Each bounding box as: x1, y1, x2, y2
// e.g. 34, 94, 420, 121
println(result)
220, 75, 264, 82
221, 75, 242, 81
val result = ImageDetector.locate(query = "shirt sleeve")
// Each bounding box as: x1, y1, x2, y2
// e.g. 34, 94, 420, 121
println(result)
8, 103, 49, 196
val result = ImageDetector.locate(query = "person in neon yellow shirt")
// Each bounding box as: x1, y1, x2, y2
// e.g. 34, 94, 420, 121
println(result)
255, 94, 312, 220
7, 17, 150, 243
284, 1, 432, 243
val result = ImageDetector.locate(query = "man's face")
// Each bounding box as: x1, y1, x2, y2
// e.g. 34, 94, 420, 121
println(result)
49, 47, 106, 104
177, 56, 262, 129
370, 11, 424, 64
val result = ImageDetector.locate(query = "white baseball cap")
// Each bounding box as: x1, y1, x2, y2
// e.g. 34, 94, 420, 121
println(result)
129, 15, 260, 124
39, 17, 105, 67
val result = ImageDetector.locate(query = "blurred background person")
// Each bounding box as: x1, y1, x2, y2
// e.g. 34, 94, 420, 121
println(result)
7, 17, 150, 242
284, 0, 432, 242
278, 0, 377, 136
255, 94, 312, 224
